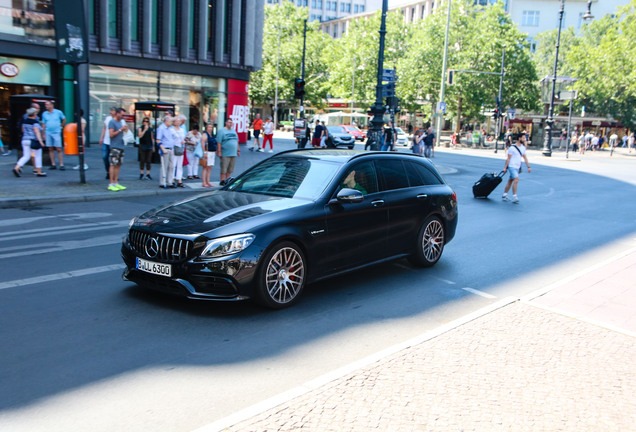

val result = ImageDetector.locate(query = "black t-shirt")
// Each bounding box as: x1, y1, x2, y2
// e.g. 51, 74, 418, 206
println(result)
423, 132, 436, 147
313, 124, 325, 139
384, 127, 394, 143
139, 126, 154, 150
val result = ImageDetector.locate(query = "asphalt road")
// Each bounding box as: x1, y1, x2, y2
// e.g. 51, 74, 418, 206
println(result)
1, 144, 635, 432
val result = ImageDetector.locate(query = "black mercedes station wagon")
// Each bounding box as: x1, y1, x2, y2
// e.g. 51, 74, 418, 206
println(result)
122, 149, 458, 309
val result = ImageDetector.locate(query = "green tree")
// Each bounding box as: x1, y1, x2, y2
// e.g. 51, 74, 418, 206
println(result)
323, 10, 411, 107
398, 0, 539, 128
249, 3, 332, 112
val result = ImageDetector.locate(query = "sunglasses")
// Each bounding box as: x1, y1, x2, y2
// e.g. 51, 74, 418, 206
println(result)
143, 119, 149, 122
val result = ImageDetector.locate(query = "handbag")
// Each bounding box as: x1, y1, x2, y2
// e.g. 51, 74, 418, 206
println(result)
199, 152, 208, 167
183, 150, 189, 166
194, 143, 203, 159
123, 129, 135, 145
173, 145, 185, 156
31, 139, 42, 150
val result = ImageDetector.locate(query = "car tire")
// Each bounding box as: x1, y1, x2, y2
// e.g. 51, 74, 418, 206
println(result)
409, 216, 445, 268
255, 241, 307, 309
348, 145, 354, 149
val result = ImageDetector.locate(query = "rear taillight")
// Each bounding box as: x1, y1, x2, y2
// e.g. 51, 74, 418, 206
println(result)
451, 191, 457, 203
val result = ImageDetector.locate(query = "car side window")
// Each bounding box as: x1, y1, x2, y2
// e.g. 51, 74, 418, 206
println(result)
376, 159, 409, 191
405, 161, 443, 186
338, 161, 378, 195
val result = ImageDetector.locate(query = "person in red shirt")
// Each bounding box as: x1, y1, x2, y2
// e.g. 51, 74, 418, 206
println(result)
250, 113, 263, 151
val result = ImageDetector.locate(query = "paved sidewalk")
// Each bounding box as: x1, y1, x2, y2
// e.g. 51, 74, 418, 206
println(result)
200, 248, 636, 432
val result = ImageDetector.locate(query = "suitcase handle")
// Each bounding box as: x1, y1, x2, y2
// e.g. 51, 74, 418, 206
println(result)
497, 171, 505, 177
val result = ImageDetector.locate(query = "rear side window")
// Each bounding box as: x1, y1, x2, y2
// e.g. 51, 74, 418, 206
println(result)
406, 161, 443, 186
376, 159, 410, 191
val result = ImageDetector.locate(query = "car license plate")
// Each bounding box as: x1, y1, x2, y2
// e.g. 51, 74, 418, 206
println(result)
136, 258, 172, 277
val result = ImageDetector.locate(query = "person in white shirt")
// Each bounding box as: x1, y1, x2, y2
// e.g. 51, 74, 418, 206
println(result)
502, 133, 531, 204
260, 116, 275, 153
156, 115, 175, 189
172, 115, 187, 187
98, 107, 116, 179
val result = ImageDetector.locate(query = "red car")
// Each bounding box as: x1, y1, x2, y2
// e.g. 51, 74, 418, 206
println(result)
340, 125, 366, 141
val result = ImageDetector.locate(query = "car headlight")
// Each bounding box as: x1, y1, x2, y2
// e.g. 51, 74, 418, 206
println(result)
200, 234, 255, 259
129, 217, 137, 229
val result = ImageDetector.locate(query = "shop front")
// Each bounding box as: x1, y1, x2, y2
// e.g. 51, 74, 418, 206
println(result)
88, 65, 232, 144
0, 56, 52, 146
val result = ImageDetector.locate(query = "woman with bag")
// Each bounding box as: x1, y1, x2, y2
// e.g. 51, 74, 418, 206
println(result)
172, 115, 187, 188
137, 117, 154, 180
185, 125, 202, 179
200, 123, 217, 187
13, 107, 46, 177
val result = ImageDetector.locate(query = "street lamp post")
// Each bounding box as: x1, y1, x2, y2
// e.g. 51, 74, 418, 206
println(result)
543, 0, 593, 157
368, 0, 389, 151
436, 0, 452, 148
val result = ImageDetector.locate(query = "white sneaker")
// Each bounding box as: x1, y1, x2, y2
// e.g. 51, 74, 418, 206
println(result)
257, 148, 264, 152
502, 194, 509, 201
267, 149, 273, 153
512, 195, 519, 203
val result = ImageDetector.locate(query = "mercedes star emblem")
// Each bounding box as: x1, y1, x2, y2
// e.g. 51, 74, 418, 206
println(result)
145, 237, 159, 259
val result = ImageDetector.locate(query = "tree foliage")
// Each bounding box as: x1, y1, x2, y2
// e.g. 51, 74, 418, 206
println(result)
249, 2, 332, 110
533, 0, 636, 128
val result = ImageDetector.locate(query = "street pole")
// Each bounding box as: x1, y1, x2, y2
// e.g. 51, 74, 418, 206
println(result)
351, 54, 355, 122
566, 95, 574, 158
368, 0, 388, 151
73, 63, 85, 183
300, 19, 307, 118
274, 26, 281, 128
494, 48, 505, 154
437, 0, 451, 147
542, 0, 565, 157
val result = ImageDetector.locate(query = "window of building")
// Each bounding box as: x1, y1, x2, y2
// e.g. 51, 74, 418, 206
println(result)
108, 0, 118, 38
151, 0, 159, 44
346, 3, 351, 12
326, 1, 330, 10
340, 2, 345, 12
333, 23, 338, 37
312, 0, 317, 7
170, 0, 178, 47
421, 5, 425, 19
359, 4, 364, 12
131, 0, 139, 41
354, 4, 358, 13
88, 0, 96, 35
522, 10, 540, 27
317, 0, 323, 8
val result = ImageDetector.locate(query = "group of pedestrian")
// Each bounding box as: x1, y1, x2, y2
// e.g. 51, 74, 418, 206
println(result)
248, 114, 275, 152
569, 130, 635, 155
12, 100, 66, 178
411, 127, 436, 158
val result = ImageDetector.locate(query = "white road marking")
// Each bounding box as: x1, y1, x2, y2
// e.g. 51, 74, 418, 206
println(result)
0, 234, 124, 259
0, 212, 112, 227
434, 277, 456, 285
0, 264, 124, 291
0, 221, 129, 242
462, 287, 497, 299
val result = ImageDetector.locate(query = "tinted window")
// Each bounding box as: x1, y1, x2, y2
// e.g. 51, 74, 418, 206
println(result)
406, 161, 443, 185
337, 161, 378, 195
228, 157, 340, 200
376, 160, 410, 191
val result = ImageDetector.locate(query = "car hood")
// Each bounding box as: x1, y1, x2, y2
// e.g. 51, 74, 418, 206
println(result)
133, 190, 313, 236
331, 133, 353, 139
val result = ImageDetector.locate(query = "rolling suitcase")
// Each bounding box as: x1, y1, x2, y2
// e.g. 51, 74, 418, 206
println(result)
473, 171, 504, 198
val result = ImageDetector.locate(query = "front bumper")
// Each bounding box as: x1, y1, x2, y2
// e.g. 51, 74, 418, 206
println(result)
121, 242, 259, 301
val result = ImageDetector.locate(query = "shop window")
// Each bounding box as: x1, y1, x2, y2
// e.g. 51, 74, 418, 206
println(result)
131, 0, 139, 41
108, 0, 118, 38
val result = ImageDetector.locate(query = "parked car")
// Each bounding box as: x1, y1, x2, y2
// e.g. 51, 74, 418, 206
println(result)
326, 126, 356, 149
395, 127, 409, 146
340, 125, 366, 141
122, 149, 458, 309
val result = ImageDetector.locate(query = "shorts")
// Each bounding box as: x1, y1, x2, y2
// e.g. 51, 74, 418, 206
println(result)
312, 137, 321, 147
220, 156, 236, 174
109, 148, 124, 166
508, 167, 520, 179
45, 132, 62, 148
254, 130, 261, 138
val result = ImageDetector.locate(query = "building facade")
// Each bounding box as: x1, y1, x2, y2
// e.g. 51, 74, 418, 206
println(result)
265, 0, 382, 23
0, 0, 264, 146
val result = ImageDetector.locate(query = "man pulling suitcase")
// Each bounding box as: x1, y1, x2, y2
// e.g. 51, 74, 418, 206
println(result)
502, 133, 532, 203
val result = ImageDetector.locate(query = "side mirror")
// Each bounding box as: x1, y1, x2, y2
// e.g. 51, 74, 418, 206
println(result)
336, 188, 364, 204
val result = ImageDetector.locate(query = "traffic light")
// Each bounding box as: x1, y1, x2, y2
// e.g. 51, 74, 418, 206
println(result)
493, 108, 499, 119
294, 78, 305, 99
447, 70, 454, 85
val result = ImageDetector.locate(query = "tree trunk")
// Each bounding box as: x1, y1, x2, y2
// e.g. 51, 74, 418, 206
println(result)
455, 97, 463, 134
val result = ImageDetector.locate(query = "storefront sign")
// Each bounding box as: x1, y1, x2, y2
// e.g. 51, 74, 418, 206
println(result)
227, 79, 250, 144
0, 56, 51, 86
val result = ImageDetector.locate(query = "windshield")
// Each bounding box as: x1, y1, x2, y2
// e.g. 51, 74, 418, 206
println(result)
327, 126, 346, 134
226, 157, 341, 200
395, 127, 405, 134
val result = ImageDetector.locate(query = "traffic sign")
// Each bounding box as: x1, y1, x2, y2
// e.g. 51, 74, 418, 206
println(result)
557, 90, 578, 100
507, 108, 516, 120
437, 102, 446, 114
382, 69, 397, 82
381, 82, 395, 98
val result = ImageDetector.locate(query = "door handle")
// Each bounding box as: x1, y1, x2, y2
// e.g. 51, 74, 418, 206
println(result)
417, 194, 428, 199
371, 200, 385, 207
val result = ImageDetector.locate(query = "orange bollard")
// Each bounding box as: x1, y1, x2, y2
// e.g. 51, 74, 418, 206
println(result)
63, 123, 78, 155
